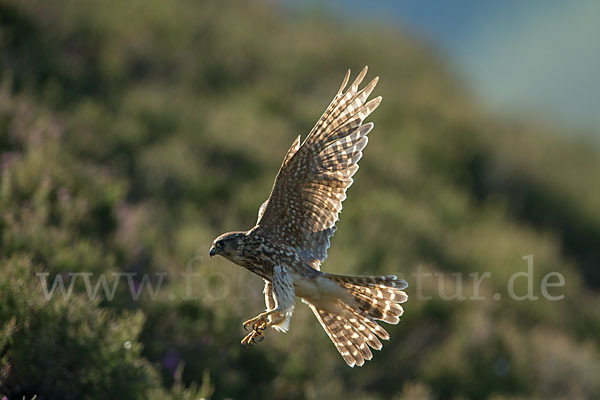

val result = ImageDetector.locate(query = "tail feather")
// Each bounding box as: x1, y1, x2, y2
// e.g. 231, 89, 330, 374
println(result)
327, 273, 408, 290
336, 318, 370, 365
345, 328, 373, 362
310, 305, 377, 367
347, 315, 383, 349
351, 283, 408, 302
346, 288, 403, 324
342, 302, 390, 340
310, 306, 361, 367
308, 273, 407, 367
329, 273, 407, 325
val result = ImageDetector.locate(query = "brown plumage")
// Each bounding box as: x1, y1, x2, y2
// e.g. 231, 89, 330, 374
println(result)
210, 66, 408, 367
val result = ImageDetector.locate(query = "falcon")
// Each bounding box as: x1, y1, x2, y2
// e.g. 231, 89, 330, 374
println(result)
209, 66, 408, 367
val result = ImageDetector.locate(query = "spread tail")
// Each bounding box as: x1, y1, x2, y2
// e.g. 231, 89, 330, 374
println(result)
309, 274, 408, 367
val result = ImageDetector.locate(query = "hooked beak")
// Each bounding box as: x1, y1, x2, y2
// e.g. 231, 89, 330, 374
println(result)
209, 246, 217, 257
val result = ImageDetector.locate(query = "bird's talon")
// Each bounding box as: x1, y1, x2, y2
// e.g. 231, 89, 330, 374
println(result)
242, 320, 255, 332
253, 320, 267, 331
241, 327, 265, 346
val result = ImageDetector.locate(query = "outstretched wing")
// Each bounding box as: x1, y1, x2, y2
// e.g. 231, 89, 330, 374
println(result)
256, 66, 381, 269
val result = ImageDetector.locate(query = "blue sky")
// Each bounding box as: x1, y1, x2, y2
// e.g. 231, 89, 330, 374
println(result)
285, 0, 600, 136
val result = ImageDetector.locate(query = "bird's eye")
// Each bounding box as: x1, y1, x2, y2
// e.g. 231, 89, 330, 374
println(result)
216, 241, 224, 248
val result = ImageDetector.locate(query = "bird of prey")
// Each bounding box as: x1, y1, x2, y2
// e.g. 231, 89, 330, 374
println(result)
210, 66, 407, 367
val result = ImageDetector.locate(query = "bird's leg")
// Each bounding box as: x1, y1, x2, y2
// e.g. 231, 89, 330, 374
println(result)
240, 310, 287, 346
241, 310, 274, 346
242, 310, 274, 332
241, 266, 295, 346
241, 311, 270, 346
241, 324, 265, 346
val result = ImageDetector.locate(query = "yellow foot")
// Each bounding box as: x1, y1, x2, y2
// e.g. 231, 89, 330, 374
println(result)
241, 319, 267, 346
240, 309, 283, 346
242, 312, 270, 332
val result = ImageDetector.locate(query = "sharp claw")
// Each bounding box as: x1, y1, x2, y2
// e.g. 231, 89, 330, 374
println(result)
252, 326, 264, 343
241, 313, 271, 346
254, 320, 266, 331
241, 323, 267, 347
243, 314, 268, 332
243, 319, 256, 331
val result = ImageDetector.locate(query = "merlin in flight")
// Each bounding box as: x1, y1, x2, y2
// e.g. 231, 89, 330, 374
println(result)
210, 66, 407, 367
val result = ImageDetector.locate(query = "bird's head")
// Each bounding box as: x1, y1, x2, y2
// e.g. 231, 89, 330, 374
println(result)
209, 231, 247, 261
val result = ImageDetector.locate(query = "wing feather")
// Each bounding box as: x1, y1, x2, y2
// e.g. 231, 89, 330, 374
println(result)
255, 67, 381, 268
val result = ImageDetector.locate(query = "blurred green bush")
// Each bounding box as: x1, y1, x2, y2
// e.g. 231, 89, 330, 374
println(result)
1, 0, 599, 398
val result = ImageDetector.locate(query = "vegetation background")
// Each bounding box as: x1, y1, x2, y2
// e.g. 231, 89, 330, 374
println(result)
1, 0, 599, 398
